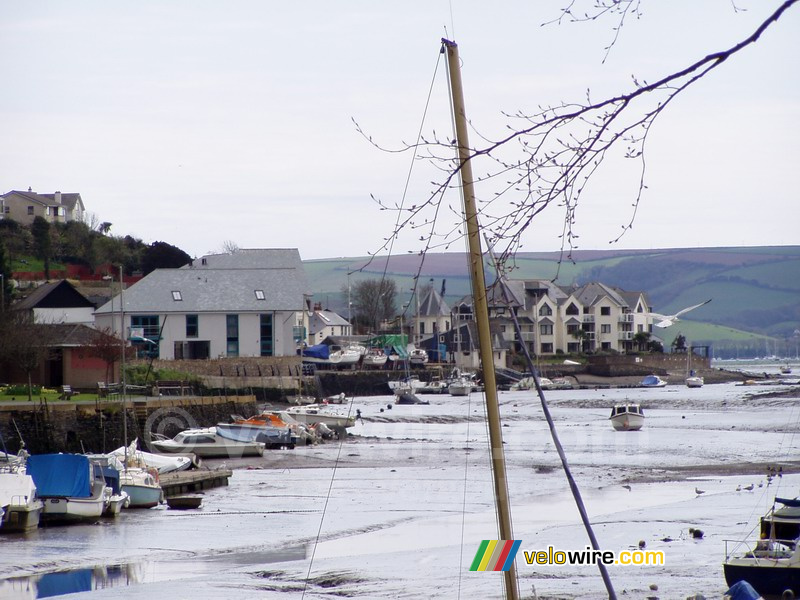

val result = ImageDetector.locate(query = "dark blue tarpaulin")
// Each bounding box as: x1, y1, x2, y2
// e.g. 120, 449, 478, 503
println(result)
301, 344, 330, 360
101, 466, 121, 495
27, 454, 92, 498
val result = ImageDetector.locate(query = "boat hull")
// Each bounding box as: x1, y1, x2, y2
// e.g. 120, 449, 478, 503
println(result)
122, 484, 163, 508
686, 376, 704, 388
724, 562, 800, 596
448, 384, 471, 396
0, 503, 43, 532
40, 496, 106, 522
609, 414, 645, 431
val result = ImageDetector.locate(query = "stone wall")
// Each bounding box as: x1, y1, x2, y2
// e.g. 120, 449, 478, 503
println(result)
0, 396, 258, 455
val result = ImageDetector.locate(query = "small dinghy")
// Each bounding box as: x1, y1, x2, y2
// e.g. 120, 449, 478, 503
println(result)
166, 495, 203, 510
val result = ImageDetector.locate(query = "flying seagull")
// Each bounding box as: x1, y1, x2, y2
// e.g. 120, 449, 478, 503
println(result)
649, 299, 712, 328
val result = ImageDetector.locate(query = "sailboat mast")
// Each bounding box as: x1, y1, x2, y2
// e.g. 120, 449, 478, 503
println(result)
442, 38, 519, 600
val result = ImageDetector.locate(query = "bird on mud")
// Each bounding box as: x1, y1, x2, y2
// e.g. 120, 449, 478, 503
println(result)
649, 299, 712, 328
695, 487, 705, 495
743, 484, 755, 491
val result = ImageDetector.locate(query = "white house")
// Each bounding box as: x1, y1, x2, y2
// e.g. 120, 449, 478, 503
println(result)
94, 249, 312, 359
308, 308, 351, 343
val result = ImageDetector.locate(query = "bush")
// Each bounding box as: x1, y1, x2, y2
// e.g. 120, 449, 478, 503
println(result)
2, 384, 41, 396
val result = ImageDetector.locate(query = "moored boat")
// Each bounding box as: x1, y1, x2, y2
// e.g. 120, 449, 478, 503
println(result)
27, 454, 111, 523
0, 469, 43, 532
284, 404, 356, 430
609, 404, 645, 431
448, 377, 473, 396
723, 537, 800, 597
216, 415, 297, 448
151, 427, 265, 458
120, 467, 163, 509
686, 375, 704, 388
362, 347, 388, 368
408, 348, 429, 366
640, 374, 668, 388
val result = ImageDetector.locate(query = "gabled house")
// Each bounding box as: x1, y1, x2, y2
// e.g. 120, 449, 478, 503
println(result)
13, 280, 96, 326
94, 249, 312, 360
309, 307, 352, 343
411, 283, 451, 345
0, 189, 83, 224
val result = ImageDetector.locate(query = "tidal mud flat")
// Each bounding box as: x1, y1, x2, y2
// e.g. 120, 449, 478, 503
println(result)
1, 378, 799, 599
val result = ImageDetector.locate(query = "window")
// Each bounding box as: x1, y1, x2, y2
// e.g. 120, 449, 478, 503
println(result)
171, 291, 182, 301
500, 324, 506, 333
541, 343, 553, 353
419, 322, 426, 335
540, 323, 553, 335
27, 206, 34, 215
226, 314, 239, 357
567, 324, 579, 335
186, 314, 198, 338
601, 307, 611, 316
566, 303, 579, 315
601, 324, 611, 334
255, 290, 265, 300
260, 314, 273, 356
539, 305, 552, 317
130, 315, 160, 358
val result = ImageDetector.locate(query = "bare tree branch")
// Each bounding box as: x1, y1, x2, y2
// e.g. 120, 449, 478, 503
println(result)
360, 0, 797, 279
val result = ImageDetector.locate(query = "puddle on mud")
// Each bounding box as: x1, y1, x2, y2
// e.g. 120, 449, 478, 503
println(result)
0, 546, 307, 598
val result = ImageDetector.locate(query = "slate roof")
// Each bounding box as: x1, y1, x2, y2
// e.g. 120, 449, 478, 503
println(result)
15, 280, 94, 310
311, 310, 350, 327
95, 267, 307, 314
3, 190, 60, 208
41, 192, 83, 212
417, 286, 450, 317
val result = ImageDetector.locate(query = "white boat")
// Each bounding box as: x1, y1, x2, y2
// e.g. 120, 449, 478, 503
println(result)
284, 404, 356, 431
362, 347, 388, 368
27, 454, 111, 523
608, 404, 645, 431
417, 378, 449, 394
640, 374, 668, 388
408, 348, 429, 366
119, 467, 163, 509
0, 468, 44, 532
448, 376, 473, 396
685, 375, 704, 388
111, 441, 192, 474
543, 377, 574, 390
388, 376, 424, 392
331, 345, 361, 367
723, 537, 800, 597
86, 454, 130, 517
151, 427, 265, 458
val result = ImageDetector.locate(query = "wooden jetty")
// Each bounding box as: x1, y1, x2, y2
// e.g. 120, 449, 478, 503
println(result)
158, 468, 232, 498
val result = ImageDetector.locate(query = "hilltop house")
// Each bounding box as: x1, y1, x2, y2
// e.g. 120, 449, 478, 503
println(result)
1, 189, 85, 224
94, 249, 312, 360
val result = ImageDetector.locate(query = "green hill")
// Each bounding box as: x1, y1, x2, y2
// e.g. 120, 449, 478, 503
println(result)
304, 246, 800, 358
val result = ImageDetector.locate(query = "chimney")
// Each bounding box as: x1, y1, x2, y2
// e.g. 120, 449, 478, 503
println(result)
54, 191, 62, 204
28, 186, 32, 192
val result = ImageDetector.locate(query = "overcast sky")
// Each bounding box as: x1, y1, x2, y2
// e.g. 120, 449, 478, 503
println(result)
1, 1, 797, 261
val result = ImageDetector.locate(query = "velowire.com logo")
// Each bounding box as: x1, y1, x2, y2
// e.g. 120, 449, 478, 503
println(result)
469, 540, 522, 572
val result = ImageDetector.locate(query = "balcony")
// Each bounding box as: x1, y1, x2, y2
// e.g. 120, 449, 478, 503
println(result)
582, 315, 595, 323
619, 313, 634, 323
515, 331, 536, 342
619, 331, 634, 341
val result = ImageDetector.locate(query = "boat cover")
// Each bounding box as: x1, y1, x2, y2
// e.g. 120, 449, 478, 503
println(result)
101, 466, 122, 495
27, 454, 92, 498
301, 344, 330, 360
776, 497, 800, 507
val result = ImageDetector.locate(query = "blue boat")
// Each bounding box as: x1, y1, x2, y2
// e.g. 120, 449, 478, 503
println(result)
640, 374, 667, 388
27, 454, 110, 522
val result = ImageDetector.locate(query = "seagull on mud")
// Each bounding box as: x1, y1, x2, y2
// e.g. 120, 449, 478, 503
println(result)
695, 487, 706, 495
649, 299, 712, 328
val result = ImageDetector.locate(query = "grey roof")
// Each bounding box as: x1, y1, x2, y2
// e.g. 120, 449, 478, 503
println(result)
3, 190, 60, 207
187, 249, 304, 271
95, 267, 307, 314
311, 310, 350, 327
418, 287, 450, 317
41, 192, 84, 212
568, 282, 630, 308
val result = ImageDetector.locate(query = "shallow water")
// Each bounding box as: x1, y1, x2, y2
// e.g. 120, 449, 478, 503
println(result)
2, 378, 799, 599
